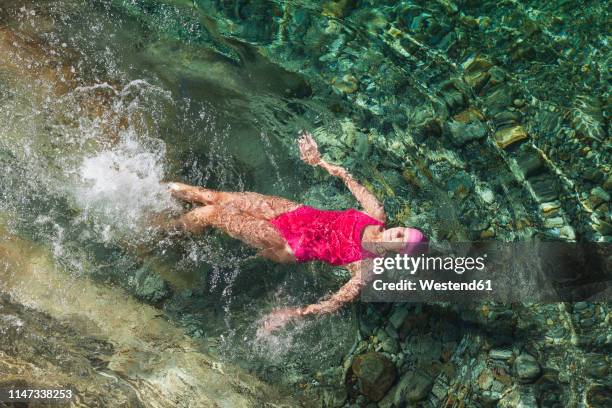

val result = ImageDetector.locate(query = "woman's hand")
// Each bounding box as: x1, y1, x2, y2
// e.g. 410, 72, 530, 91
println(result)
298, 131, 321, 166
261, 307, 303, 333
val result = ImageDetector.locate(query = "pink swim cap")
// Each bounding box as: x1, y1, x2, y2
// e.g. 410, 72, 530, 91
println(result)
398, 228, 428, 255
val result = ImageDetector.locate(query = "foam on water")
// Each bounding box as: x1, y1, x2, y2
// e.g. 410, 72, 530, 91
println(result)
74, 131, 177, 241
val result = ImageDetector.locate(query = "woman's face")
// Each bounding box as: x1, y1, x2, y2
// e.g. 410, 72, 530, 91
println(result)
380, 227, 427, 253
380, 227, 412, 252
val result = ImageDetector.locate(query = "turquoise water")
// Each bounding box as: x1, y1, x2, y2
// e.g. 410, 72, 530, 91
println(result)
0, 1, 609, 406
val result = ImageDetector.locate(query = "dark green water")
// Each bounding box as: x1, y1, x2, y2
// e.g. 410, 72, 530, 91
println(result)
0, 1, 609, 406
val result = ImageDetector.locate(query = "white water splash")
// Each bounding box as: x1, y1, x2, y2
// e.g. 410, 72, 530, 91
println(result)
74, 132, 176, 241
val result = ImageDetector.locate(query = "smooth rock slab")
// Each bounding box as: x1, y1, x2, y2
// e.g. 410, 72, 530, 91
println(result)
0, 220, 298, 408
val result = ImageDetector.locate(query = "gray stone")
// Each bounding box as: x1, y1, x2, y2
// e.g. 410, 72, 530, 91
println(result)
448, 119, 487, 145
590, 187, 610, 207
447, 171, 474, 200
603, 175, 612, 192
485, 87, 514, 115
514, 353, 541, 381
133, 266, 171, 303
489, 348, 513, 360
389, 307, 410, 329
543, 216, 565, 229
493, 110, 521, 128
377, 328, 399, 354
320, 386, 347, 408
378, 370, 433, 407
528, 174, 559, 202
584, 354, 609, 377
481, 390, 502, 403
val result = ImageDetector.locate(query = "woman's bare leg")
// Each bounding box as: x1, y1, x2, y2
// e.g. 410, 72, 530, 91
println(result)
168, 183, 300, 220
170, 205, 295, 263
168, 182, 221, 205
218, 191, 300, 220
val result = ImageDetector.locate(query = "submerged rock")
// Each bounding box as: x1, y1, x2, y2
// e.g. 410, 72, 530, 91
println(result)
378, 370, 433, 407
494, 125, 528, 149
514, 353, 541, 382
448, 119, 487, 146
351, 352, 396, 401
0, 222, 300, 407
132, 265, 171, 303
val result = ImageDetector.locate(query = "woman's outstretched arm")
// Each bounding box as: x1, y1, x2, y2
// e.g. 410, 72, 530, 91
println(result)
299, 261, 365, 316
262, 261, 366, 331
298, 131, 386, 222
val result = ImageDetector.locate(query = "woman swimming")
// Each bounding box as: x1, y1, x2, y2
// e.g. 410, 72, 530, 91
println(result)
167, 132, 427, 331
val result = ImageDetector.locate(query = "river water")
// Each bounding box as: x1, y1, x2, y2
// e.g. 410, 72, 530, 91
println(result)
0, 1, 357, 405
1, 1, 610, 407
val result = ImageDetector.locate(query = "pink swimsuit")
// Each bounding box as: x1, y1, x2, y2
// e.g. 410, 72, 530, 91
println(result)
270, 206, 384, 265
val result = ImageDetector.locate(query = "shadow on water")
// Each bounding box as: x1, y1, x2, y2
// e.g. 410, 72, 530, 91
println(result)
0, 0, 357, 398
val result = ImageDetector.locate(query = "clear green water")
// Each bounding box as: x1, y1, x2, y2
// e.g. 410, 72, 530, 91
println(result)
1, 1, 609, 406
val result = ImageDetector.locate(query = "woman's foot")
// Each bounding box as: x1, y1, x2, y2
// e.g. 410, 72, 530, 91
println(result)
167, 182, 218, 205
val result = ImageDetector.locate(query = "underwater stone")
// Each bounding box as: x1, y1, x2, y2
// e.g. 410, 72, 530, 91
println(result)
448, 118, 487, 146
480, 227, 496, 239
440, 85, 467, 114
447, 171, 473, 200
378, 370, 433, 407
332, 74, 359, 94
481, 390, 502, 403
543, 216, 564, 229
603, 175, 612, 192
482, 65, 507, 91
494, 125, 528, 149
484, 87, 513, 115
514, 353, 541, 382
322, 0, 356, 18
528, 174, 559, 202
559, 226, 576, 240
320, 386, 347, 408
571, 95, 605, 141
489, 348, 513, 360
478, 186, 495, 204
463, 55, 493, 76
589, 187, 610, 208
515, 146, 544, 177
351, 352, 396, 402
389, 307, 410, 330
493, 110, 521, 128
584, 355, 609, 378
133, 266, 171, 304
587, 384, 612, 407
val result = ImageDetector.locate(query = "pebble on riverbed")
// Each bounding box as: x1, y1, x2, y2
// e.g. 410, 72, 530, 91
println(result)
513, 352, 541, 382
